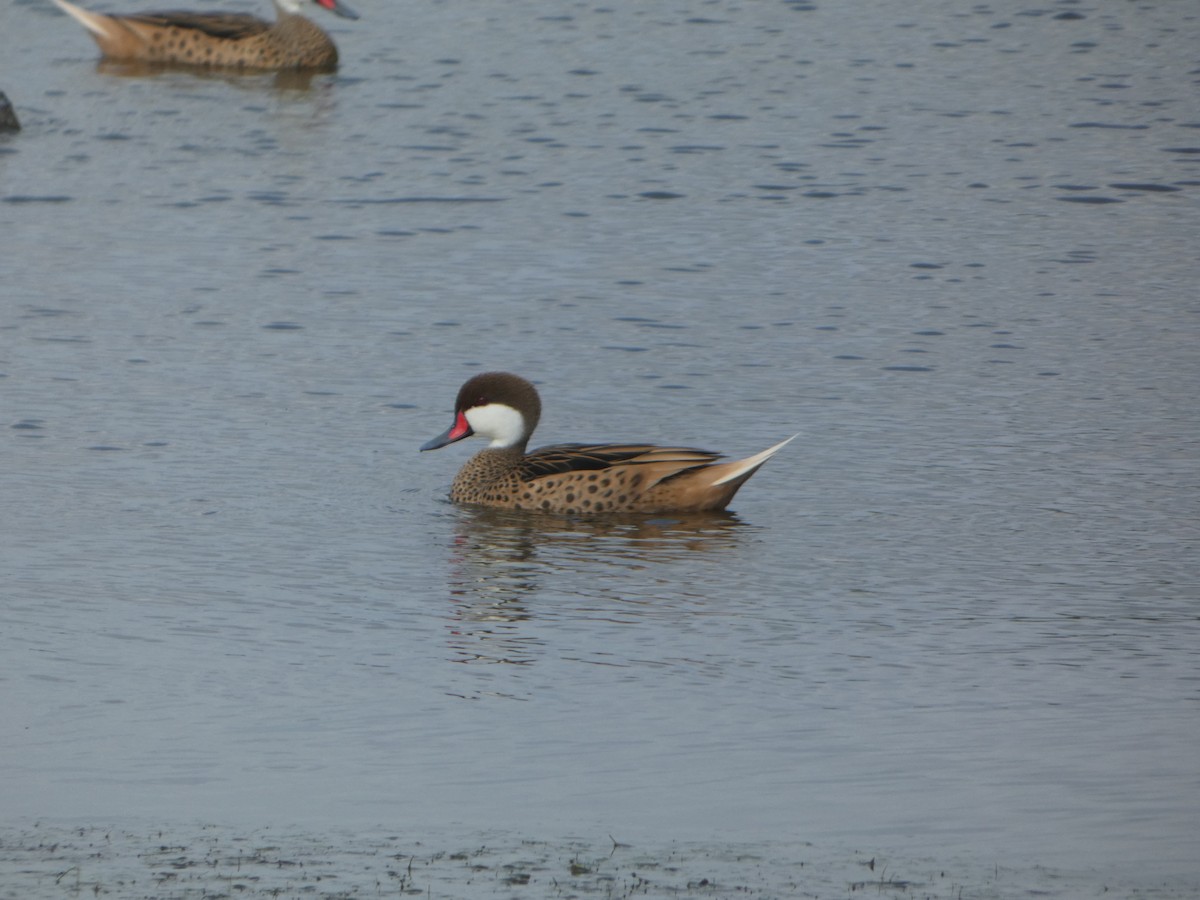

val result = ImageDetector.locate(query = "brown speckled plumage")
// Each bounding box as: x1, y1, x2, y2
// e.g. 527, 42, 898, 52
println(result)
421, 372, 796, 515
51, 0, 356, 71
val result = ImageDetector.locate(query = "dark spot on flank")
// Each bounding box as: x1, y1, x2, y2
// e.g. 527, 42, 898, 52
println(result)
630, 473, 643, 487
587, 484, 598, 493
565, 492, 575, 503
541, 500, 551, 509
618, 495, 628, 504
600, 478, 611, 488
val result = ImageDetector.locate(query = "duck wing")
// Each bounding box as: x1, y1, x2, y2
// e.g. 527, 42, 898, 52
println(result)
519, 443, 722, 481
124, 11, 270, 38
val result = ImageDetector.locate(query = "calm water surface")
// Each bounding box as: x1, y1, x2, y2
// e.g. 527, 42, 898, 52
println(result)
2, 0, 1198, 895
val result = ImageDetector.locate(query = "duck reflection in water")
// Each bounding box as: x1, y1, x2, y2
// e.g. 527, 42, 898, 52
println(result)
95, 57, 329, 90
440, 504, 751, 680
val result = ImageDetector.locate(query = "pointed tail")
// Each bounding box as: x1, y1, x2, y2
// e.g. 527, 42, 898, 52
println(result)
51, 0, 116, 38
711, 434, 798, 487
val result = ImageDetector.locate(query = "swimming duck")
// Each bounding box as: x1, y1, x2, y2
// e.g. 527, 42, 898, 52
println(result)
420, 372, 795, 514
50, 0, 358, 71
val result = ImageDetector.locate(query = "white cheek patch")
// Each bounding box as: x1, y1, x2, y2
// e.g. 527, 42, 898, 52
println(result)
464, 403, 526, 448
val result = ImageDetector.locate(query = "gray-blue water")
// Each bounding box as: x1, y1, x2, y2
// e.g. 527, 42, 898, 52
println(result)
2, 0, 1198, 896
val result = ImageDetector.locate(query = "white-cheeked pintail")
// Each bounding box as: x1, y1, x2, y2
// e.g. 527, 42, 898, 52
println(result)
420, 372, 796, 515
50, 0, 358, 71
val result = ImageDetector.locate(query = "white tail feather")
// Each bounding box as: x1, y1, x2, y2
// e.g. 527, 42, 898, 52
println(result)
51, 0, 112, 38
711, 433, 798, 486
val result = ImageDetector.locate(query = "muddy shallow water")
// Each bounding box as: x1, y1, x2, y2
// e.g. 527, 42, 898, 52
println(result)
2, 0, 1198, 897
3, 822, 1194, 900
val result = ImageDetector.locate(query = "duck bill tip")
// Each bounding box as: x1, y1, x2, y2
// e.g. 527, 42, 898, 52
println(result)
319, 0, 358, 20
420, 413, 473, 451
419, 432, 452, 452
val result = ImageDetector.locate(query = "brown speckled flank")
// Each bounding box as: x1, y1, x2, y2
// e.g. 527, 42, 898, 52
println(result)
51, 0, 358, 71
421, 372, 796, 515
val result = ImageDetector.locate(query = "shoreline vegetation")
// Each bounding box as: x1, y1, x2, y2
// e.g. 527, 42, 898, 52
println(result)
2, 822, 1195, 899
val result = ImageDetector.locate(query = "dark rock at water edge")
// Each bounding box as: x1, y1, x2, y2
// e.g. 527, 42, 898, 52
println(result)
0, 91, 20, 132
